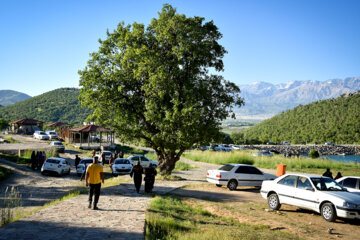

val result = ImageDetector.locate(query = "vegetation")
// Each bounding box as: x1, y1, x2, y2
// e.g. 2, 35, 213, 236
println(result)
0, 166, 12, 182
0, 187, 22, 226
309, 149, 319, 159
0, 149, 59, 165
0, 118, 9, 130
0, 88, 92, 125
182, 150, 254, 165
2, 137, 19, 143
146, 195, 300, 240
79, 4, 243, 175
237, 92, 360, 144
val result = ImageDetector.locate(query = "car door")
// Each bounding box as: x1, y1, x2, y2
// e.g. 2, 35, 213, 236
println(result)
234, 166, 262, 186
294, 176, 317, 210
276, 175, 297, 205
340, 178, 360, 193
130, 156, 140, 165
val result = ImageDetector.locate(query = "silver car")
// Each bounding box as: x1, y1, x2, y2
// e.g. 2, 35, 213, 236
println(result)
111, 158, 133, 176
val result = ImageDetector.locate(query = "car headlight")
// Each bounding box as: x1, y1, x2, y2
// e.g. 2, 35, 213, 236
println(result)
343, 202, 359, 209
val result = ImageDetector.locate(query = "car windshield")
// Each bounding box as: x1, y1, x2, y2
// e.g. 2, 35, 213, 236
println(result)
39, 132, 46, 135
115, 159, 130, 164
53, 142, 62, 145
46, 159, 60, 164
218, 165, 234, 171
311, 177, 345, 191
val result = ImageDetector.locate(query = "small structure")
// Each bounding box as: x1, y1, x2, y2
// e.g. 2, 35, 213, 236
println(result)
65, 124, 114, 149
10, 118, 43, 134
47, 122, 73, 141
46, 121, 72, 128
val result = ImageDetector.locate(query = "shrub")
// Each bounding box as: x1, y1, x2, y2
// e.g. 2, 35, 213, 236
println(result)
309, 149, 320, 159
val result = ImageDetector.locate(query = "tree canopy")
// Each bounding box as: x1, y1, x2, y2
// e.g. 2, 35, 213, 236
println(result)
79, 4, 243, 174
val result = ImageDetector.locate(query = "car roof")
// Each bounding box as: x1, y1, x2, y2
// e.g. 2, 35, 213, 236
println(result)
281, 173, 323, 178
337, 176, 360, 180
225, 164, 256, 167
50, 141, 62, 143
47, 157, 65, 161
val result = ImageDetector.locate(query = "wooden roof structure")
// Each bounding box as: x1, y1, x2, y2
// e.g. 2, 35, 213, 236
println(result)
11, 118, 43, 125
69, 124, 113, 133
46, 121, 72, 127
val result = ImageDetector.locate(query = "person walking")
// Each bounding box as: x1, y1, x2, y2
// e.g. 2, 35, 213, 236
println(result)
144, 164, 157, 193
75, 155, 81, 168
85, 156, 104, 210
130, 161, 143, 193
31, 151, 36, 170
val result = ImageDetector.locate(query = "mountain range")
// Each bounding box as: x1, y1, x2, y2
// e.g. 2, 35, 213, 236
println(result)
0, 90, 31, 106
237, 77, 360, 119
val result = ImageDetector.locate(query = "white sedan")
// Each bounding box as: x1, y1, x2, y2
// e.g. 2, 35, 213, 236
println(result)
111, 158, 133, 176
76, 158, 94, 176
261, 173, 360, 222
336, 176, 360, 195
206, 164, 276, 190
41, 157, 71, 176
34, 131, 50, 140
128, 155, 158, 168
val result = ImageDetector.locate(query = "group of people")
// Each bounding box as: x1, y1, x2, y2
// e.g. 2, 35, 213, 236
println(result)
30, 150, 46, 170
130, 161, 157, 193
84, 155, 157, 210
322, 168, 342, 180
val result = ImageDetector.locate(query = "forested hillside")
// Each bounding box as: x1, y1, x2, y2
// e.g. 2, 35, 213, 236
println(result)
0, 90, 31, 106
0, 88, 92, 125
240, 91, 360, 144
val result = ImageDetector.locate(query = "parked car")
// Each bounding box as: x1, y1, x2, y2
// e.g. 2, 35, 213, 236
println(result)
206, 164, 276, 190
282, 142, 291, 145
33, 131, 50, 140
97, 151, 113, 164
260, 173, 360, 222
76, 158, 95, 176
266, 142, 276, 145
231, 145, 244, 150
214, 144, 233, 151
336, 176, 360, 195
252, 150, 273, 157
41, 157, 71, 176
128, 155, 158, 168
325, 142, 335, 146
111, 158, 133, 176
49, 141, 65, 153
45, 130, 59, 140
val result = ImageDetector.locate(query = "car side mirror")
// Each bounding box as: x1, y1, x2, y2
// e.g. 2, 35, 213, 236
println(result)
305, 187, 314, 191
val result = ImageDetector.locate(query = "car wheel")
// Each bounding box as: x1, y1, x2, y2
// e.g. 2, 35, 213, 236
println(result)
227, 180, 238, 191
268, 193, 281, 210
216, 184, 222, 187
77, 173, 81, 177
60, 170, 64, 176
321, 203, 336, 222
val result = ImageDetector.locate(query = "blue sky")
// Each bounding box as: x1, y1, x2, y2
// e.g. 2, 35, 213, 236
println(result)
1, 0, 359, 96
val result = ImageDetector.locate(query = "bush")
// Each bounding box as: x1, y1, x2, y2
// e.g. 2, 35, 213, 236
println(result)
309, 149, 320, 159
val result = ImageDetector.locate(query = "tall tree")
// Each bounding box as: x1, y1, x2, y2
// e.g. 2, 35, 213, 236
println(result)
79, 4, 243, 174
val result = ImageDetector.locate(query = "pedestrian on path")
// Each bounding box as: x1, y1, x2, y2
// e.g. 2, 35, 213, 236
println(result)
31, 151, 36, 170
144, 164, 157, 193
85, 156, 104, 210
75, 155, 81, 168
130, 161, 143, 193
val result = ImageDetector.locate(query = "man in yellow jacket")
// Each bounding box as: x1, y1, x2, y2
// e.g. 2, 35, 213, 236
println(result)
85, 156, 104, 210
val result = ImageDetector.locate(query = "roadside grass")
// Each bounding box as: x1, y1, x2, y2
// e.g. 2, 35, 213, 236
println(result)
0, 188, 87, 227
182, 150, 360, 176
2, 137, 19, 143
182, 150, 254, 165
0, 166, 12, 182
146, 195, 301, 240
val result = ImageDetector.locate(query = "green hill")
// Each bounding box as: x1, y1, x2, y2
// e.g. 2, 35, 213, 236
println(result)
0, 88, 92, 125
0, 90, 31, 106
242, 91, 360, 144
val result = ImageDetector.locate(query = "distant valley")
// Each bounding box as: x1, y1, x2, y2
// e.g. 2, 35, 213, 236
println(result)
236, 77, 360, 119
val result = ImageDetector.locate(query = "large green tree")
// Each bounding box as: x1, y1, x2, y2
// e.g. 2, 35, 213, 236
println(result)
79, 4, 243, 174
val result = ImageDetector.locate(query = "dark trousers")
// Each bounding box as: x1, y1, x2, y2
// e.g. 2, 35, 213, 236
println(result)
134, 176, 142, 193
89, 183, 101, 206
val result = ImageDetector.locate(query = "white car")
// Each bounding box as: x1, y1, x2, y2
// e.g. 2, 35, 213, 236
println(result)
214, 144, 233, 151
336, 176, 360, 195
231, 145, 244, 150
76, 158, 94, 176
128, 155, 158, 168
282, 142, 291, 145
34, 131, 50, 140
41, 157, 71, 176
50, 141, 65, 153
97, 151, 113, 164
260, 173, 360, 222
206, 164, 276, 190
111, 158, 133, 176
46, 130, 59, 140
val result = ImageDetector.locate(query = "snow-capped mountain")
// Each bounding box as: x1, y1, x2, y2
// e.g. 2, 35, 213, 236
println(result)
236, 77, 360, 118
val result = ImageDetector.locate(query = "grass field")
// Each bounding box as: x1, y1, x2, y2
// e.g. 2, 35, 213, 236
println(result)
146, 195, 301, 240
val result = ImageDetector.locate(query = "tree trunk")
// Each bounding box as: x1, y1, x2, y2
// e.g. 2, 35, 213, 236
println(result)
156, 149, 183, 175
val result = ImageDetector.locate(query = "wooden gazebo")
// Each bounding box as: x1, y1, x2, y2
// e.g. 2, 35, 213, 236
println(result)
10, 118, 43, 134
66, 124, 114, 148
